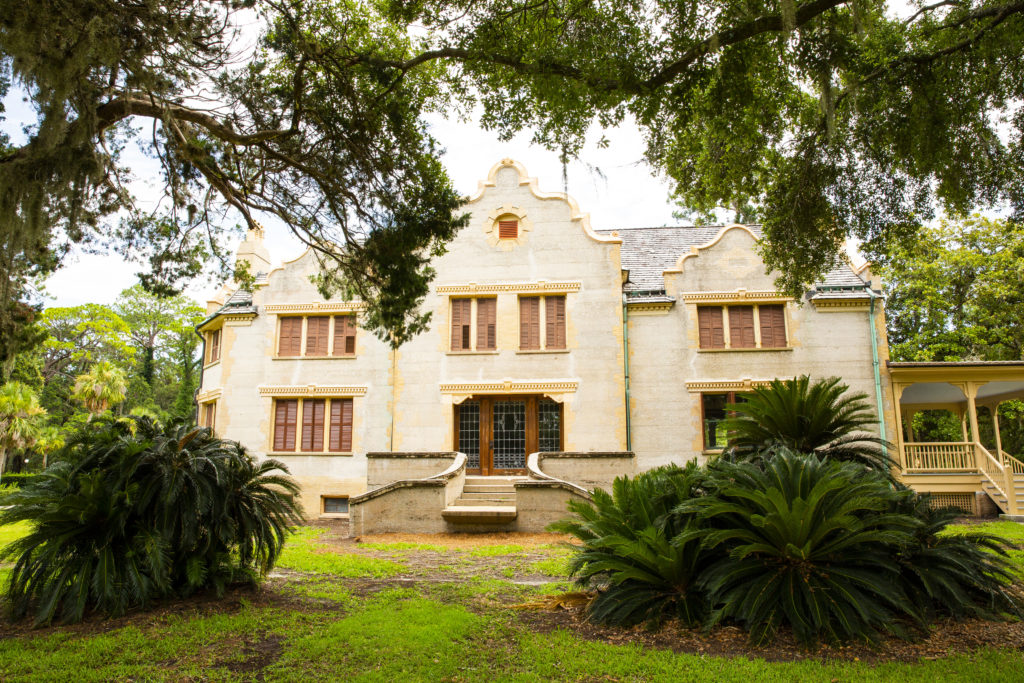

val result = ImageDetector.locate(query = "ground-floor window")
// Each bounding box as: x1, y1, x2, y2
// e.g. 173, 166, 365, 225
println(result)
273, 397, 353, 453
455, 396, 563, 474
201, 401, 216, 431
701, 392, 747, 451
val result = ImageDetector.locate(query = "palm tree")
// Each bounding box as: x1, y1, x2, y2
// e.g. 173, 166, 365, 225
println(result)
71, 361, 128, 417
0, 382, 46, 477
720, 375, 895, 471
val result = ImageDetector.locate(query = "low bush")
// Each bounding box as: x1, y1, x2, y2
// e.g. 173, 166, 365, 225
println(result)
0, 416, 304, 624
551, 464, 714, 627
0, 473, 40, 488
557, 450, 1022, 647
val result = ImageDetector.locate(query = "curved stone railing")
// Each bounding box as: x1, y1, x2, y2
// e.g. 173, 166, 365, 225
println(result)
529, 451, 636, 492
349, 452, 467, 535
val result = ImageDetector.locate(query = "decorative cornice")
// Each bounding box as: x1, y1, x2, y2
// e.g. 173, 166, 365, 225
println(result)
436, 281, 581, 295
196, 388, 222, 403
223, 314, 256, 326
264, 301, 366, 314
685, 379, 773, 393
439, 380, 579, 395
626, 301, 674, 313
812, 298, 871, 311
682, 290, 791, 303
258, 384, 368, 397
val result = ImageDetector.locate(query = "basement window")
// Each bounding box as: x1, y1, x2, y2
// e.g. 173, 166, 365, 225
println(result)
322, 496, 349, 515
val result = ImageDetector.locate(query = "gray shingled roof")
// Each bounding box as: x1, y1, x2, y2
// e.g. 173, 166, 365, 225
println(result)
595, 225, 870, 298
198, 288, 258, 329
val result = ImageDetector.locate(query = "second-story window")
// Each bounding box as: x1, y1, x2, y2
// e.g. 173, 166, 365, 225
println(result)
450, 298, 496, 352
206, 329, 221, 364
277, 315, 359, 358
697, 304, 788, 350
519, 295, 566, 351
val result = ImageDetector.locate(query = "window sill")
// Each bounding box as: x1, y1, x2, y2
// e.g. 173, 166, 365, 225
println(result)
267, 451, 354, 457
697, 347, 793, 353
272, 355, 357, 360
516, 349, 570, 355
702, 449, 725, 456
446, 350, 500, 356
203, 359, 221, 369
320, 512, 350, 519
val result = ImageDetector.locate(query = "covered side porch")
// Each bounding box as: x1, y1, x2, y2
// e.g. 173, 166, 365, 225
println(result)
889, 361, 1024, 517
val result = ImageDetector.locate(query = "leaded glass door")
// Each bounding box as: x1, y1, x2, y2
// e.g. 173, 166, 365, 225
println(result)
455, 396, 562, 475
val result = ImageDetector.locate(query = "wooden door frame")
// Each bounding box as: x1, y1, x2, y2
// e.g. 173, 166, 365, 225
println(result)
455, 395, 563, 476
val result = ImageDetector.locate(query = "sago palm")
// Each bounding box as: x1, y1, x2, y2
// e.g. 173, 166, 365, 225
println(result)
0, 416, 303, 624
682, 450, 923, 646
550, 464, 715, 627
721, 375, 894, 471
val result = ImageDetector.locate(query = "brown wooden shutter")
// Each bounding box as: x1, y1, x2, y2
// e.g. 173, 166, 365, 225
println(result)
759, 304, 787, 348
333, 315, 356, 356
329, 398, 353, 452
208, 329, 220, 363
476, 298, 496, 350
301, 399, 325, 451
450, 299, 471, 351
519, 297, 540, 349
729, 306, 756, 348
498, 220, 518, 239
545, 296, 566, 349
305, 316, 330, 356
697, 307, 725, 349
279, 318, 303, 356
274, 399, 297, 451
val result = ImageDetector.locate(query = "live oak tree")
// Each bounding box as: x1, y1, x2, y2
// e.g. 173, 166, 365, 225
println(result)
2, 0, 1022, 341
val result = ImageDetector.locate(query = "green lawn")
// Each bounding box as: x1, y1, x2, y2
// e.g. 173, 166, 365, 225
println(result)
0, 521, 1021, 681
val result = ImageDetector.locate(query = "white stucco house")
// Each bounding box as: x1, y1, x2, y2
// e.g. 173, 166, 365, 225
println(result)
196, 159, 1024, 532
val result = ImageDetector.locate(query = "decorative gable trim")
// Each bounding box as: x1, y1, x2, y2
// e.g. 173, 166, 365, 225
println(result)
264, 301, 366, 315
466, 159, 621, 245
664, 224, 760, 275
258, 385, 368, 397
436, 281, 581, 295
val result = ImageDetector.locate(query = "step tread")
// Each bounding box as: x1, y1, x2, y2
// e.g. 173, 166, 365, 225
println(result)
442, 505, 518, 521
455, 498, 516, 506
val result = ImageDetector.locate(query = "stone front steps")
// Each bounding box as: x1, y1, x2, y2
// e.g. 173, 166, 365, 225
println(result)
441, 476, 522, 525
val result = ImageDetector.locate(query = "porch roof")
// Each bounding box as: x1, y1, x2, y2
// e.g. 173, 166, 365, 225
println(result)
888, 361, 1024, 407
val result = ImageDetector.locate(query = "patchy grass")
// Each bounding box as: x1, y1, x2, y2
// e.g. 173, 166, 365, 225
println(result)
277, 527, 405, 578
942, 520, 1024, 544
0, 521, 1023, 681
0, 521, 31, 549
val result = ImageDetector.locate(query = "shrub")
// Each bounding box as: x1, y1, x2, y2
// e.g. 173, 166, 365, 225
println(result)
686, 451, 923, 645
0, 473, 40, 488
0, 417, 304, 624
555, 451, 1023, 647
721, 376, 894, 472
550, 464, 714, 627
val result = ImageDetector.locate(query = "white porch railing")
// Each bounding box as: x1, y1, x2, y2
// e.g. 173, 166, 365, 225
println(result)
903, 442, 976, 472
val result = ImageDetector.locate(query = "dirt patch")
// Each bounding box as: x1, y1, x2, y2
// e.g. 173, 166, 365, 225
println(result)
514, 605, 1024, 663
219, 633, 285, 677
353, 531, 575, 549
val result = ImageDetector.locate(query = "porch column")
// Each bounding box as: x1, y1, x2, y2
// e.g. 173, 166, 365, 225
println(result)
892, 384, 906, 469
965, 384, 981, 446
993, 401, 1004, 459
958, 409, 968, 441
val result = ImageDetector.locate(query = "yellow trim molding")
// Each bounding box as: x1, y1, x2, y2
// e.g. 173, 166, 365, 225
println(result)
440, 380, 578, 395
626, 301, 674, 313
258, 385, 368, 397
196, 388, 222, 403
812, 299, 871, 312
264, 301, 366, 315
682, 289, 791, 303
436, 280, 581, 295
685, 379, 773, 393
